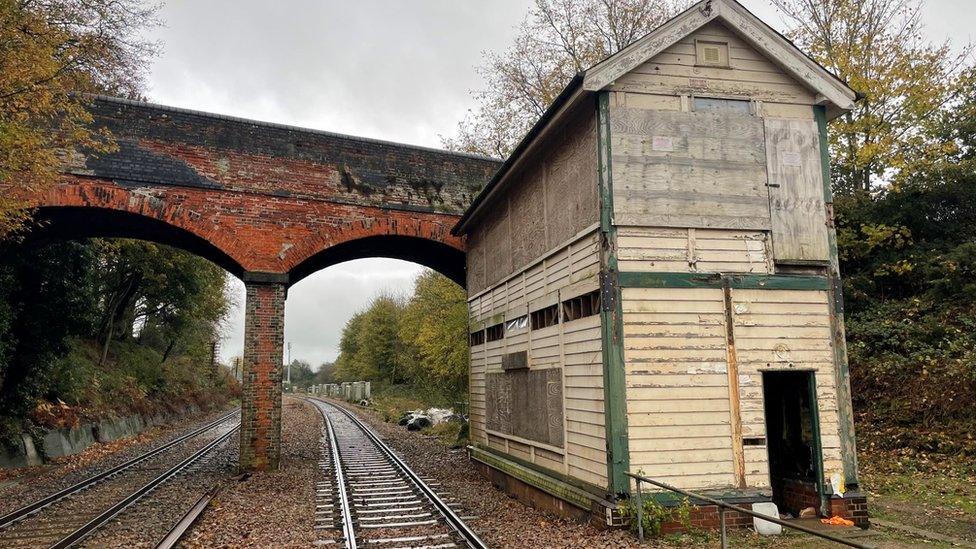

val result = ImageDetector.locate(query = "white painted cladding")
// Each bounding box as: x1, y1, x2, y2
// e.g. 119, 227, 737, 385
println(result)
622, 287, 844, 491
468, 229, 608, 488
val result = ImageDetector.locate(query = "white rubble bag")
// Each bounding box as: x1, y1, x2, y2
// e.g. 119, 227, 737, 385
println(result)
752, 502, 783, 535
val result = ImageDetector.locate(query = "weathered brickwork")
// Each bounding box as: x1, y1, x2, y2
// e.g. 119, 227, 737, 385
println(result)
16, 96, 503, 471
33, 180, 471, 284
240, 282, 286, 471
24, 96, 502, 288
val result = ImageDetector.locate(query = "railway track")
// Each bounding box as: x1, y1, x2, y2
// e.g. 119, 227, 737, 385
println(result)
0, 411, 239, 548
309, 397, 487, 549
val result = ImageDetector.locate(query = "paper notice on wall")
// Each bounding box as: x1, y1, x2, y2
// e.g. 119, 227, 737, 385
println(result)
652, 136, 674, 152
780, 150, 802, 167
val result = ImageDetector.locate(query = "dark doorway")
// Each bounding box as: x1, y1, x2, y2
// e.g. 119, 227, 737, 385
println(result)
762, 371, 824, 514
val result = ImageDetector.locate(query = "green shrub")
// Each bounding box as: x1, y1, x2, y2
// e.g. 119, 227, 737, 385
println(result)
618, 494, 695, 538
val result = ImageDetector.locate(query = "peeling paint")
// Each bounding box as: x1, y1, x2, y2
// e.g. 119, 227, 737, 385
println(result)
687, 363, 728, 374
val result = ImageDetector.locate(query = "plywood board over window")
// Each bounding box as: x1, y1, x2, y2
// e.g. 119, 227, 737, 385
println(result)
609, 108, 770, 229
486, 368, 565, 447
763, 118, 829, 262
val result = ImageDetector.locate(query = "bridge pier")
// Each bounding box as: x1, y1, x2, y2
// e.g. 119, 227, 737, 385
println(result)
239, 276, 287, 471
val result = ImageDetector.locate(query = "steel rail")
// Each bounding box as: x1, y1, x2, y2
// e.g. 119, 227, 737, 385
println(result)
50, 423, 240, 549
316, 401, 358, 549
0, 409, 239, 530
154, 485, 219, 549
311, 397, 487, 549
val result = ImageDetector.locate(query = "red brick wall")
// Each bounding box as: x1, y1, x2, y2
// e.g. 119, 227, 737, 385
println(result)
10, 97, 503, 473
239, 282, 285, 471
14, 95, 504, 288
779, 478, 821, 515
31, 179, 467, 284
830, 494, 869, 527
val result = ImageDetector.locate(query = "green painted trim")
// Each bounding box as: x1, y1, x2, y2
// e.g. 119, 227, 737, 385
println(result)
814, 106, 835, 205
469, 445, 607, 511
617, 271, 830, 291
815, 105, 859, 487
807, 371, 829, 514
640, 488, 771, 507
597, 93, 615, 232
472, 443, 609, 498
596, 91, 631, 497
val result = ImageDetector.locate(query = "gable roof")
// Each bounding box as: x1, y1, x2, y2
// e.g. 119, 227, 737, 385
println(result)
452, 0, 857, 236
582, 0, 856, 112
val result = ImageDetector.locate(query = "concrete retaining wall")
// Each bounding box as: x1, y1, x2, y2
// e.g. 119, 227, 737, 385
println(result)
0, 404, 203, 469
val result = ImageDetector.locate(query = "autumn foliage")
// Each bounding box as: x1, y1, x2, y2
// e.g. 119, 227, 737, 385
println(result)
0, 0, 159, 237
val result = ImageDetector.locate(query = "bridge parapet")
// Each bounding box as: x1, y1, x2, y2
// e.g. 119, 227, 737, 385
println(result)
75, 96, 499, 214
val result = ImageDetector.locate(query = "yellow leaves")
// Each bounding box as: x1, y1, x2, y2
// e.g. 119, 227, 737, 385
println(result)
774, 0, 973, 192
861, 223, 912, 250
0, 0, 159, 239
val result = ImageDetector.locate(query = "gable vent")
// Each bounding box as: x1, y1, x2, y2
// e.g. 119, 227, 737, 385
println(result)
696, 40, 729, 68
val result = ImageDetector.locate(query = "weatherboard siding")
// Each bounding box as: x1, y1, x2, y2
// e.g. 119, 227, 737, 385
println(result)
468, 228, 607, 488
609, 21, 817, 106
622, 286, 845, 492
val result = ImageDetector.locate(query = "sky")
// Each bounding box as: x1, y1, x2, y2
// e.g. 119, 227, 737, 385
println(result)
141, 0, 972, 368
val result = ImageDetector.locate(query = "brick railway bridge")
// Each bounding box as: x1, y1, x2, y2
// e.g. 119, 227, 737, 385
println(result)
22, 96, 500, 471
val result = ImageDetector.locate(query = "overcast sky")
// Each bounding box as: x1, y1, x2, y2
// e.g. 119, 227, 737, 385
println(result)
142, 0, 971, 368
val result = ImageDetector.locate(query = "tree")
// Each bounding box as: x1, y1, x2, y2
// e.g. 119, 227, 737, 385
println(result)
0, 238, 232, 440
286, 359, 315, 387
314, 362, 336, 385
333, 294, 409, 383
91, 240, 229, 367
837, 69, 976, 448
0, 241, 98, 433
0, 0, 160, 237
399, 271, 469, 399
771, 0, 973, 194
442, 0, 688, 157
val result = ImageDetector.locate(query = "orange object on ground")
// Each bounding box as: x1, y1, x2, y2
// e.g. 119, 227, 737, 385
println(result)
821, 516, 855, 527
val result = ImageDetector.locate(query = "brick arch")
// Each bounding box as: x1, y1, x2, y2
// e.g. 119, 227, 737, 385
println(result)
285, 214, 466, 287
29, 181, 247, 277
22, 95, 503, 472
288, 233, 466, 288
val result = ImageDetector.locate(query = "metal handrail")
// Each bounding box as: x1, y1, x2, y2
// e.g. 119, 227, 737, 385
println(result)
625, 472, 870, 549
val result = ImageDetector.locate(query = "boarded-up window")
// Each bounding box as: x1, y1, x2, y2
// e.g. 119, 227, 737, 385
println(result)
501, 351, 528, 371
486, 323, 504, 342
485, 368, 564, 447
693, 97, 750, 114
563, 290, 601, 322
470, 330, 485, 346
609, 108, 769, 229
530, 304, 559, 330
763, 118, 829, 262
